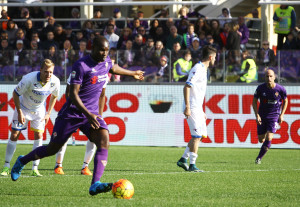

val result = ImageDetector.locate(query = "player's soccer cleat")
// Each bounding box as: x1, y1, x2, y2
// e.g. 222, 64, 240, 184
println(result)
177, 157, 189, 171
54, 166, 65, 175
0, 167, 10, 176
255, 158, 261, 164
81, 167, 92, 176
188, 164, 204, 172
11, 155, 25, 181
31, 169, 43, 177
89, 181, 113, 196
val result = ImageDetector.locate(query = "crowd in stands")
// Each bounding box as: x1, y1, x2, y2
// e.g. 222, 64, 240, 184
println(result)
0, 6, 299, 82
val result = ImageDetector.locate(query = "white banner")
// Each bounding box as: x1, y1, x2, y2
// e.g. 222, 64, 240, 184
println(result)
0, 84, 299, 148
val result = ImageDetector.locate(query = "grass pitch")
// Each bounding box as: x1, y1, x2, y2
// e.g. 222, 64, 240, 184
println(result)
0, 144, 299, 207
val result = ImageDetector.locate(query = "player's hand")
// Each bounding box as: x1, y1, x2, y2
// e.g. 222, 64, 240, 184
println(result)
256, 114, 262, 125
87, 113, 101, 129
133, 70, 145, 80
42, 113, 51, 125
278, 115, 284, 124
184, 107, 191, 119
17, 110, 25, 125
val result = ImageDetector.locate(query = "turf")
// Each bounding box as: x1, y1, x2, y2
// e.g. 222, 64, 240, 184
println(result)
0, 144, 299, 207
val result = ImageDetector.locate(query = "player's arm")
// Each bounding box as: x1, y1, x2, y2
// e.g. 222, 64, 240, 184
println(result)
278, 98, 288, 124
13, 90, 25, 124
110, 64, 144, 80
99, 88, 106, 117
43, 94, 57, 125
183, 84, 191, 118
252, 97, 261, 125
69, 84, 101, 129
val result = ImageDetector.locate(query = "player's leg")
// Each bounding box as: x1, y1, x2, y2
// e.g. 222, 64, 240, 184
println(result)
81, 139, 96, 175
30, 131, 44, 177
256, 132, 273, 164
188, 137, 204, 172
54, 140, 68, 175
0, 130, 21, 176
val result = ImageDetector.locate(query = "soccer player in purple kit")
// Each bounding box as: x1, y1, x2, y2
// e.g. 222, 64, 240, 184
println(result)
252, 69, 288, 164
10, 36, 144, 196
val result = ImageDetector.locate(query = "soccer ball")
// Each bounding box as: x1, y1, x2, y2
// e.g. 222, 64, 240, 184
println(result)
112, 179, 134, 199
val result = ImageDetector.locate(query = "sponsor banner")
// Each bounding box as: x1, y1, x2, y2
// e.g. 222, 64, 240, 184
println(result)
0, 84, 299, 148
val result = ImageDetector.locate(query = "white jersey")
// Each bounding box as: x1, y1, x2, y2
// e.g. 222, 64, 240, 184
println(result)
67, 73, 109, 88
15, 71, 60, 112
184, 62, 207, 112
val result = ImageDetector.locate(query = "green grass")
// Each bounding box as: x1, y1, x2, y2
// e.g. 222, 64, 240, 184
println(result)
0, 144, 299, 207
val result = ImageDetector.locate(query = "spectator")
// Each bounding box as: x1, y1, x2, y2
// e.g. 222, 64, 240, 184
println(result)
64, 25, 77, 48
128, 17, 141, 37
17, 8, 30, 28
153, 26, 167, 46
67, 8, 81, 29
43, 45, 62, 79
13, 28, 30, 49
41, 31, 59, 50
256, 40, 276, 81
60, 39, 75, 76
82, 20, 94, 40
195, 17, 211, 36
24, 19, 34, 42
273, 5, 296, 50
74, 30, 85, 50
92, 10, 104, 30
132, 34, 145, 50
218, 8, 232, 28
226, 22, 241, 71
119, 40, 135, 69
238, 16, 249, 51
205, 33, 219, 50
153, 40, 168, 66
177, 17, 189, 35
137, 26, 147, 43
142, 37, 156, 65
155, 55, 170, 82
190, 37, 202, 64
219, 22, 229, 50
183, 23, 198, 49
103, 18, 121, 36
236, 50, 257, 83
74, 39, 89, 61
117, 27, 132, 50
166, 26, 184, 51
41, 16, 56, 41
198, 31, 207, 47
0, 39, 13, 81
14, 40, 30, 79
247, 9, 261, 29
164, 18, 174, 36
173, 50, 193, 82
149, 19, 160, 38
113, 8, 125, 29
0, 31, 8, 42
1, 10, 10, 30
28, 40, 44, 70
137, 11, 149, 29
176, 6, 189, 27
170, 42, 184, 66
282, 32, 297, 50
210, 19, 221, 44
31, 30, 42, 49
6, 20, 18, 46
104, 24, 119, 49
30, 7, 44, 29
54, 24, 66, 49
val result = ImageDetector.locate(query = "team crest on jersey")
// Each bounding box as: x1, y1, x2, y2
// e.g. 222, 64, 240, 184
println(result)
71, 71, 76, 78
90, 76, 98, 84
51, 83, 55, 87
275, 92, 279, 97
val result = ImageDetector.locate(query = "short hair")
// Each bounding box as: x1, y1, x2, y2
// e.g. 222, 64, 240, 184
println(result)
41, 59, 55, 70
202, 45, 217, 60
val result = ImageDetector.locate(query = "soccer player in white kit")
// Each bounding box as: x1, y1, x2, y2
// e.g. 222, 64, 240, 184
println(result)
177, 45, 217, 172
0, 59, 60, 177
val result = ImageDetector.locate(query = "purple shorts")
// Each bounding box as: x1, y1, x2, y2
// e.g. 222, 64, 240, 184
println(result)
257, 119, 278, 135
50, 116, 108, 145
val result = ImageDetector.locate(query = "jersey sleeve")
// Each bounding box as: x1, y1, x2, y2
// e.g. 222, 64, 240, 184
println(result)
280, 86, 287, 100
254, 86, 260, 99
14, 75, 30, 96
52, 78, 60, 97
70, 61, 84, 85
186, 64, 202, 87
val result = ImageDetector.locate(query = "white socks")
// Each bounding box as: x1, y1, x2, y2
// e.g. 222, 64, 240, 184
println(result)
189, 152, 198, 165
55, 140, 68, 168
32, 139, 43, 170
82, 140, 96, 169
4, 139, 17, 168
182, 146, 190, 160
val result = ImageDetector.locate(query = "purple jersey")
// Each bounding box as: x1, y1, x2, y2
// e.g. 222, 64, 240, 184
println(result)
254, 83, 287, 120
58, 55, 112, 118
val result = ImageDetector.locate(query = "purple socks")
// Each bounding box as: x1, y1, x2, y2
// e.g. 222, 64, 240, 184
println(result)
257, 140, 271, 160
91, 148, 108, 185
20, 146, 49, 165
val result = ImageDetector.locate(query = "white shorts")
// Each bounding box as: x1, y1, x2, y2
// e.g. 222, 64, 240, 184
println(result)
11, 107, 46, 132
186, 110, 207, 138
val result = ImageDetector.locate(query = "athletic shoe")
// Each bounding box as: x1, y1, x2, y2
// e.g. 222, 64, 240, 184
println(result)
11, 155, 25, 181
177, 157, 189, 171
255, 158, 261, 164
0, 167, 10, 176
54, 166, 65, 175
188, 164, 204, 172
89, 181, 113, 196
81, 167, 92, 176
31, 169, 43, 177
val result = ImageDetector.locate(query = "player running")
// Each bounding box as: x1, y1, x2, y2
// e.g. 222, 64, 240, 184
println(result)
10, 36, 144, 196
0, 59, 60, 177
252, 69, 288, 164
177, 45, 217, 172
